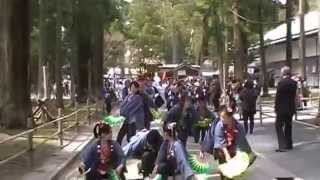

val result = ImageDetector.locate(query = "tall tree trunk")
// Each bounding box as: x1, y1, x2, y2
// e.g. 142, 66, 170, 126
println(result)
70, 0, 78, 107
214, 12, 226, 89
0, 0, 32, 128
286, 0, 293, 68
200, 15, 209, 65
299, 0, 306, 80
171, 30, 178, 64
38, 0, 47, 99
240, 31, 248, 77
55, 0, 63, 109
233, 0, 244, 81
75, 0, 91, 103
259, 0, 269, 96
216, 35, 225, 89
38, 0, 56, 99
91, 26, 104, 100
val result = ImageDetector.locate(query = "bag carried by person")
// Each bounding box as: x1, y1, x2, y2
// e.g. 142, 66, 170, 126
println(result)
153, 86, 165, 108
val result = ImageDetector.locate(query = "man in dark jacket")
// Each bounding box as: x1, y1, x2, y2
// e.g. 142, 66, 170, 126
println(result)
275, 66, 297, 152
239, 80, 259, 134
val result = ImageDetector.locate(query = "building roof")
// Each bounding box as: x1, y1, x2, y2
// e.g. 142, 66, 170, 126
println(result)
264, 11, 320, 45
159, 64, 200, 69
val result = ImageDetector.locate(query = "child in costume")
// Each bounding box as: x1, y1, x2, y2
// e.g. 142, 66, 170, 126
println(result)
122, 129, 163, 178
80, 123, 126, 180
154, 123, 194, 180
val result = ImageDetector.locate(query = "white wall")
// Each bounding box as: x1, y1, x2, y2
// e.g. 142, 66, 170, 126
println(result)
265, 35, 318, 63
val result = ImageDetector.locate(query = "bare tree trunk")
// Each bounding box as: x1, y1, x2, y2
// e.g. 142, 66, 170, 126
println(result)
299, 0, 306, 80
201, 15, 209, 65
240, 31, 248, 78
75, 0, 91, 103
171, 30, 178, 64
38, 0, 47, 99
233, 0, 244, 81
70, 0, 78, 107
217, 39, 225, 89
0, 0, 32, 128
286, 0, 293, 68
92, 25, 104, 99
259, 0, 269, 96
55, 0, 63, 109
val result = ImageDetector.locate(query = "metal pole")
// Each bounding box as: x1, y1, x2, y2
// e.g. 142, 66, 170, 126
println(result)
317, 12, 320, 119
43, 65, 47, 99
87, 104, 91, 125
259, 98, 263, 125
27, 117, 33, 151
75, 102, 78, 126
57, 108, 63, 147
299, 0, 306, 80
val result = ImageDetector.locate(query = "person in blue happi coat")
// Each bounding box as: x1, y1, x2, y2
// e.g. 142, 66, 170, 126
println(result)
123, 129, 163, 178
117, 81, 145, 144
154, 123, 194, 180
79, 123, 126, 180
164, 91, 200, 147
194, 94, 217, 143
201, 107, 252, 159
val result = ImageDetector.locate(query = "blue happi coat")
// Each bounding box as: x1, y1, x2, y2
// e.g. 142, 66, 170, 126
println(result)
164, 104, 200, 136
201, 117, 251, 155
214, 119, 252, 153
120, 94, 145, 130
122, 129, 149, 157
156, 140, 194, 179
80, 140, 126, 172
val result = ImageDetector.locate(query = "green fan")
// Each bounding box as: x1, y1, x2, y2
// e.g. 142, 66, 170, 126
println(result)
108, 169, 120, 180
196, 118, 212, 128
187, 154, 215, 174
102, 115, 125, 127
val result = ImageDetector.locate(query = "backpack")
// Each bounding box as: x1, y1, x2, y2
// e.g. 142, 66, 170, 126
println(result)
201, 118, 220, 154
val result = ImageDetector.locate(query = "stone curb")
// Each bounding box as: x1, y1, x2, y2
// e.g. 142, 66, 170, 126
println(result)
49, 136, 95, 180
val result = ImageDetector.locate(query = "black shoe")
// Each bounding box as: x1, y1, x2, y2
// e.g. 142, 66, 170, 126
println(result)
286, 145, 293, 150
275, 149, 288, 152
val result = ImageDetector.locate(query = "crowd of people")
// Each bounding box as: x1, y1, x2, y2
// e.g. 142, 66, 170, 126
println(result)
79, 65, 307, 180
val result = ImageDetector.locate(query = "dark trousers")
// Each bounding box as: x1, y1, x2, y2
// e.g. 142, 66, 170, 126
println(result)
243, 111, 255, 134
139, 151, 158, 177
275, 113, 293, 149
194, 127, 207, 143
116, 121, 136, 145
177, 130, 188, 147
213, 99, 220, 112
105, 98, 112, 114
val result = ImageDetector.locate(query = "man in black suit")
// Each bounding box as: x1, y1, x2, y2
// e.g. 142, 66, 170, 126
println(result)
275, 66, 297, 152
